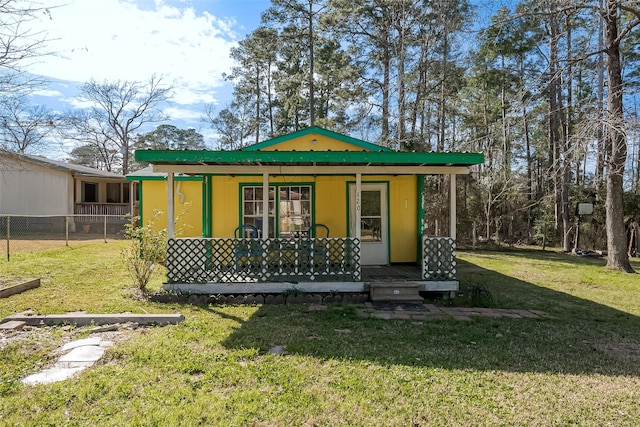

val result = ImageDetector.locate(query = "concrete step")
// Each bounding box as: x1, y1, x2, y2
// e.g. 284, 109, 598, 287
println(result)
370, 282, 423, 303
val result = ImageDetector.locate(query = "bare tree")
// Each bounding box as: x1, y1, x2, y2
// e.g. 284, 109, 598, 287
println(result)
0, 1, 53, 72
0, 96, 56, 153
58, 110, 121, 172
65, 75, 172, 174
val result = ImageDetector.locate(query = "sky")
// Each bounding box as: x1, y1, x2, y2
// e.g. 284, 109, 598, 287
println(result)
25, 0, 272, 154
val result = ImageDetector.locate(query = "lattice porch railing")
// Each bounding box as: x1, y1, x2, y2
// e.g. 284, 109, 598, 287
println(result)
422, 236, 456, 280
166, 237, 361, 283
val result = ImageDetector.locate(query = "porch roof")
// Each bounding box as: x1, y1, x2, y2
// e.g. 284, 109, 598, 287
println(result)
135, 149, 485, 176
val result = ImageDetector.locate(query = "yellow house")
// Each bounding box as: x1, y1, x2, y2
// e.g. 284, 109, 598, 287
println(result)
126, 166, 203, 238
134, 126, 484, 295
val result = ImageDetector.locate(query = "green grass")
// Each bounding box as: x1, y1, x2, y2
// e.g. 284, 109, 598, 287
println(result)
1, 242, 640, 426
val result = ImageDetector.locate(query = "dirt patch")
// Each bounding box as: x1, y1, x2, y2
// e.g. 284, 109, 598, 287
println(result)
0, 322, 149, 354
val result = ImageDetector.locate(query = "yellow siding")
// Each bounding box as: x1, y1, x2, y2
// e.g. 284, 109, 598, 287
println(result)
388, 176, 418, 263
260, 134, 372, 151
211, 175, 242, 238
141, 180, 203, 237
315, 176, 348, 237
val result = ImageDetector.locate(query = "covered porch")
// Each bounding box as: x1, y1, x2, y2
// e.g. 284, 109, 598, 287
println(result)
163, 235, 456, 294
135, 127, 483, 295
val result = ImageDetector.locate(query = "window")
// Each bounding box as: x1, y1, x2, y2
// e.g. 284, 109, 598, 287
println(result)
241, 185, 312, 238
107, 183, 121, 203
242, 186, 275, 238
278, 186, 311, 237
81, 182, 98, 203
123, 183, 131, 203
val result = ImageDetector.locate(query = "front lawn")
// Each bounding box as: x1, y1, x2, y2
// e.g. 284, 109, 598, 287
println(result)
1, 242, 639, 426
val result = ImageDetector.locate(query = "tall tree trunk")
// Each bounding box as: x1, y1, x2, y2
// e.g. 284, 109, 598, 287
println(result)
500, 55, 510, 176
381, 41, 390, 144
548, 9, 562, 235
308, 0, 315, 126
561, 11, 573, 252
256, 67, 260, 144
438, 35, 448, 152
595, 0, 606, 187
604, 0, 634, 272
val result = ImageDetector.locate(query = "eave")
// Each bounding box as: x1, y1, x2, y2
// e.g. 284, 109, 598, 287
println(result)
135, 150, 484, 174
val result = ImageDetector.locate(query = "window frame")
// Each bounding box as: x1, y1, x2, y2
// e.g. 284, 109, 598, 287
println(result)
239, 182, 314, 238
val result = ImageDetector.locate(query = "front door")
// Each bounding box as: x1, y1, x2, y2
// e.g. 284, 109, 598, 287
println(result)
349, 183, 388, 265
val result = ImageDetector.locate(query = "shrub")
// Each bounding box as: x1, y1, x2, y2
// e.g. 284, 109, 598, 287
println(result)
120, 211, 167, 293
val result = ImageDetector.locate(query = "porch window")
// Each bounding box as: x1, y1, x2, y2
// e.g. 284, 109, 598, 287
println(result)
107, 183, 121, 203
241, 185, 312, 238
242, 186, 275, 238
278, 186, 311, 238
106, 182, 131, 203
81, 182, 98, 203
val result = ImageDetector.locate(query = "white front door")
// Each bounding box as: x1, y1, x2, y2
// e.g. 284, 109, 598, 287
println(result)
349, 183, 388, 265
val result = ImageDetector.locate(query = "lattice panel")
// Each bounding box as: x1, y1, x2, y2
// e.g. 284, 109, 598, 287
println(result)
422, 237, 456, 281
167, 237, 361, 283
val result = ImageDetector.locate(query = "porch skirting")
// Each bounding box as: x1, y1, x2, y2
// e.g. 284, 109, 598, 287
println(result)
162, 280, 459, 295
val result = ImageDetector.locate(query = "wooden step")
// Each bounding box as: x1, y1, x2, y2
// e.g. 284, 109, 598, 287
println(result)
370, 283, 423, 303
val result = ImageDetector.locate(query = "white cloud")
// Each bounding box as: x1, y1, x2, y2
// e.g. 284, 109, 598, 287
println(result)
162, 105, 204, 122
31, 89, 64, 97
28, 0, 238, 106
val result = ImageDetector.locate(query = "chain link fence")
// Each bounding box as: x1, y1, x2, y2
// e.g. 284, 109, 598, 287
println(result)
0, 215, 130, 261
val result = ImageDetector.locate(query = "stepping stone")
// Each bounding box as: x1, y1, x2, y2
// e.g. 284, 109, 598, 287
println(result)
58, 345, 105, 367
22, 367, 86, 385
268, 345, 286, 355
61, 337, 102, 351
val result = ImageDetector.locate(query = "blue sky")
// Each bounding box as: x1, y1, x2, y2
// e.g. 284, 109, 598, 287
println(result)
25, 0, 272, 154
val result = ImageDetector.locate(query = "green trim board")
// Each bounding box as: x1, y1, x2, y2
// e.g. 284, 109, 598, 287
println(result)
201, 175, 212, 237
240, 126, 394, 152
135, 149, 484, 167
138, 178, 144, 226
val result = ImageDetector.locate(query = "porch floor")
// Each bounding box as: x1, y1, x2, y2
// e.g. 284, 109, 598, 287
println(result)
361, 264, 423, 282
163, 263, 458, 295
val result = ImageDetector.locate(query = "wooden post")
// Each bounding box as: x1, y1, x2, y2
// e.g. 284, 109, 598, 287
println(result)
355, 173, 362, 240
5, 216, 9, 262
65, 216, 69, 247
167, 172, 175, 239
103, 215, 107, 243
449, 174, 457, 240
262, 173, 269, 238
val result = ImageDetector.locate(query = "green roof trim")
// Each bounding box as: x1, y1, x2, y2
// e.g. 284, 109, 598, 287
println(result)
135, 149, 484, 166
241, 126, 394, 152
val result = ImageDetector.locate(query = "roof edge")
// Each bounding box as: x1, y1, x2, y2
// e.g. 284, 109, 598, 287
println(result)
241, 126, 393, 152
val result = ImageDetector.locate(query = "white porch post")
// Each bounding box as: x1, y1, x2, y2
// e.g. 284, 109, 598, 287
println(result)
167, 172, 175, 239
449, 173, 456, 239
355, 173, 362, 240
262, 173, 269, 238
129, 181, 135, 216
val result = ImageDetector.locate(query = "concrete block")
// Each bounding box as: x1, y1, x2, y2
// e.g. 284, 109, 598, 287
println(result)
22, 367, 86, 385
62, 337, 101, 351
0, 320, 26, 331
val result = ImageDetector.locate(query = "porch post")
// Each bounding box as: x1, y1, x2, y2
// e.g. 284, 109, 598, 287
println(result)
262, 172, 269, 238
167, 172, 175, 239
129, 181, 135, 216
355, 173, 362, 240
449, 173, 456, 239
